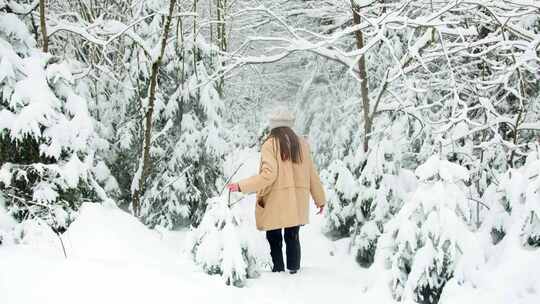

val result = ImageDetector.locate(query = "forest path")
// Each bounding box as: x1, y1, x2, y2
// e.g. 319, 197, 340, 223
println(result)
0, 202, 385, 304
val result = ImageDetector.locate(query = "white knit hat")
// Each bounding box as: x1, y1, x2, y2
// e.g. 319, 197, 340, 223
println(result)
269, 107, 295, 130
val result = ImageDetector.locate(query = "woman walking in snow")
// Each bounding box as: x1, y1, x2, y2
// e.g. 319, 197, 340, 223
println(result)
227, 108, 326, 274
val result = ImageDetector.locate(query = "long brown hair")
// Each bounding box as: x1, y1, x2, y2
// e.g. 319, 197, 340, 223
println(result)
269, 127, 302, 163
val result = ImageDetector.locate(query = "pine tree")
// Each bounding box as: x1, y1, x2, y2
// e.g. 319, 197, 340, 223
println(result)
481, 144, 540, 248
189, 193, 259, 287
0, 11, 111, 229
380, 156, 475, 304
139, 28, 227, 228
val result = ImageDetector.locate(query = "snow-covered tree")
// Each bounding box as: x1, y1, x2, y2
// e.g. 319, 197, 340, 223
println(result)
189, 193, 259, 287
379, 156, 476, 303
522, 149, 540, 247
32, 0, 229, 228
0, 11, 112, 229
136, 5, 228, 228
481, 143, 540, 248
139, 45, 227, 227
322, 114, 418, 267
322, 159, 358, 240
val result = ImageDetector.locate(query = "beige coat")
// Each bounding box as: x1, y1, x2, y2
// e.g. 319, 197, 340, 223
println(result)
238, 137, 326, 231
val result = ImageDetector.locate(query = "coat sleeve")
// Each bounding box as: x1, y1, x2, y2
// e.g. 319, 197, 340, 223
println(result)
308, 148, 326, 207
238, 140, 278, 194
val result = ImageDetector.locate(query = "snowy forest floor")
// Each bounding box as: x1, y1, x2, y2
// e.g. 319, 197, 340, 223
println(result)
0, 201, 381, 304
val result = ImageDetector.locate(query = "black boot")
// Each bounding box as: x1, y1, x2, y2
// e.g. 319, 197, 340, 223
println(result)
284, 226, 301, 272
266, 229, 285, 272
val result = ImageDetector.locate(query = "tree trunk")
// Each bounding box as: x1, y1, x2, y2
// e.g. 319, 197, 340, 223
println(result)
132, 0, 177, 216
216, 0, 227, 96
39, 0, 48, 52
192, 0, 199, 78
351, 2, 370, 153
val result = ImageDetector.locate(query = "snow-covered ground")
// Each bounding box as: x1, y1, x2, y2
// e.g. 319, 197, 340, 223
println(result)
0, 201, 376, 304
1, 147, 539, 304
1, 202, 539, 304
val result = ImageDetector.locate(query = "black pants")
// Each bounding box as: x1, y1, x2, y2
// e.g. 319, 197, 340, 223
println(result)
266, 226, 301, 272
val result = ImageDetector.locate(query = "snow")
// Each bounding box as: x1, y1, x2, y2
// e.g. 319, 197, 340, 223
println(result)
0, 13, 35, 49
443, 238, 540, 304
10, 54, 60, 140
0, 200, 369, 304
92, 160, 119, 193
32, 182, 59, 204
330, 160, 359, 200
408, 27, 434, 60
62, 155, 85, 188
415, 155, 469, 182
0, 163, 12, 187
0, 196, 16, 235
64, 203, 175, 263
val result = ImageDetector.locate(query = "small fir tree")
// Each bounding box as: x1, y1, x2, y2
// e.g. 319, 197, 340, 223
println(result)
380, 156, 475, 304
189, 193, 259, 287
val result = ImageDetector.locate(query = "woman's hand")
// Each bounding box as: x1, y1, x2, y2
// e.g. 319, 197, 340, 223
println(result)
227, 183, 240, 192
316, 205, 324, 215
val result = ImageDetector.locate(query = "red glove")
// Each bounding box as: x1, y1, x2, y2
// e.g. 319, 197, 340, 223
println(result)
227, 183, 240, 192
316, 205, 324, 215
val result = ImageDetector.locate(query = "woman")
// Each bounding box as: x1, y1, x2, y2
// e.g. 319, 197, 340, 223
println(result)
227, 108, 326, 274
